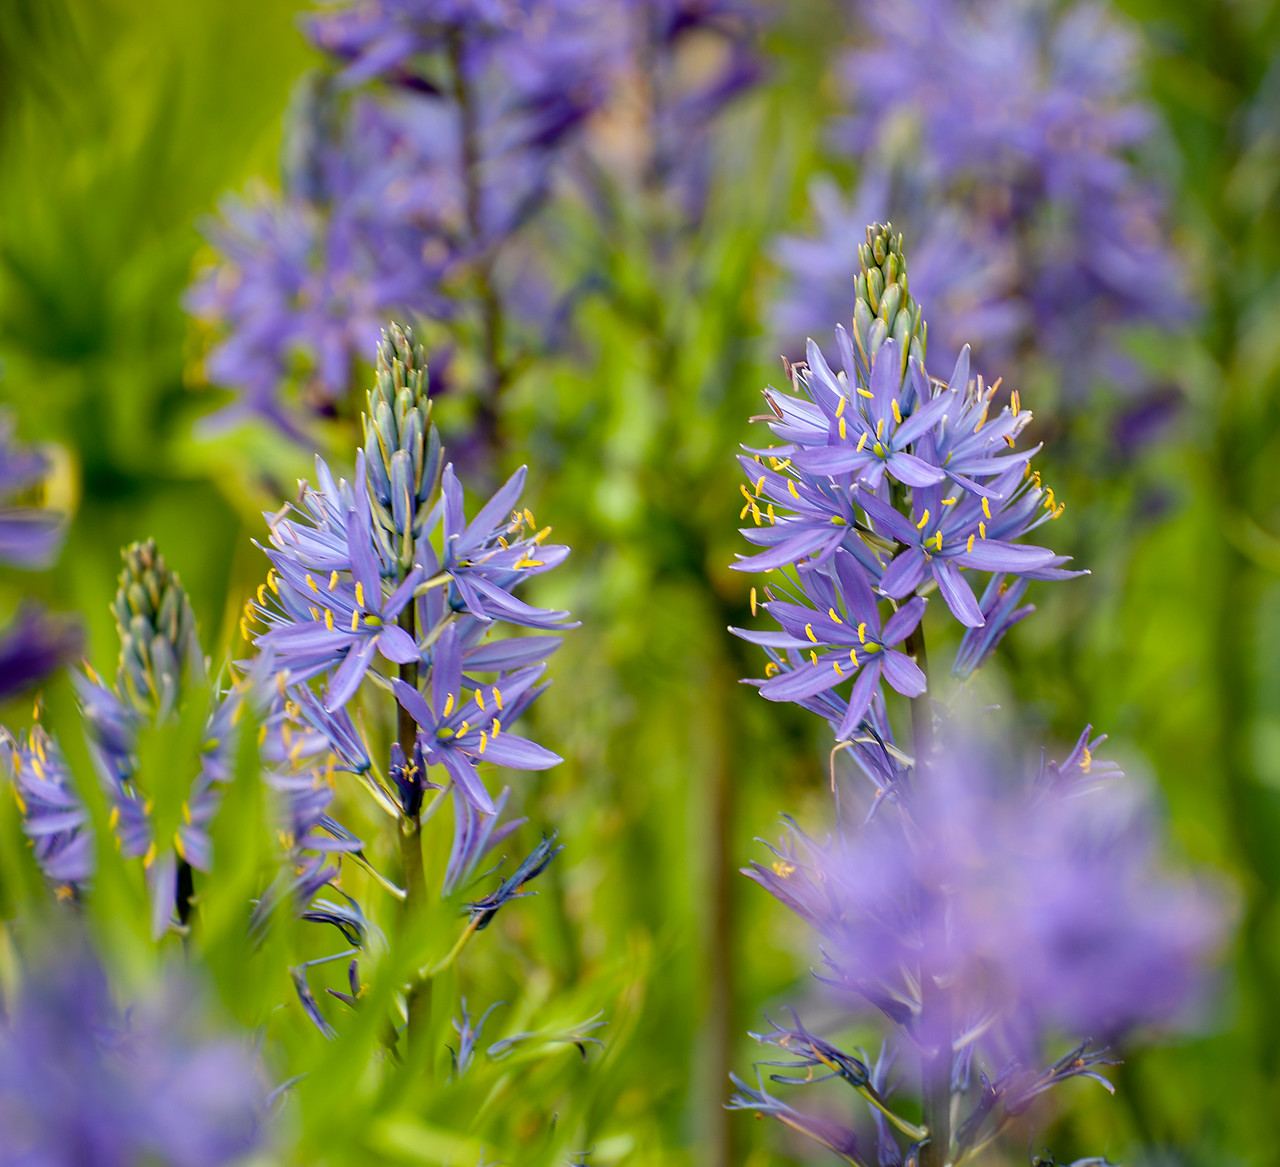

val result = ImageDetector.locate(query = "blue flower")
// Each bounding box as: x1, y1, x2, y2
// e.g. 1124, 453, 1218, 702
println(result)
733, 549, 926, 738
463, 830, 562, 929
392, 624, 561, 813
444, 784, 526, 895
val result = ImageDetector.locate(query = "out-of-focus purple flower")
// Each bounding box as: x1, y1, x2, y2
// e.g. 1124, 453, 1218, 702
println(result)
3, 725, 93, 888
727, 1070, 866, 1163
0, 603, 82, 703
773, 0, 1188, 401
450, 997, 504, 1076
0, 416, 65, 572
0, 937, 267, 1167
745, 727, 1229, 1048
951, 574, 1034, 680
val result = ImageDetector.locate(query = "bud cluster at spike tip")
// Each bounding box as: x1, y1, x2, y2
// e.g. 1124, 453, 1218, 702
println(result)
187, 0, 762, 433
728, 222, 1231, 1166
772, 0, 1189, 399
245, 321, 572, 821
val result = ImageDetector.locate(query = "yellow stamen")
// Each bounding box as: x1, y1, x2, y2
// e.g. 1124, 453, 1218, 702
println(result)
267, 569, 279, 595
849, 648, 859, 667
329, 570, 339, 591
764, 661, 780, 677
836, 396, 847, 418
750, 587, 757, 616
857, 387, 874, 399
457, 721, 469, 736
257, 583, 267, 605
350, 609, 360, 632
324, 609, 334, 631
767, 504, 776, 525
475, 689, 486, 712
967, 534, 975, 553
355, 581, 365, 607
891, 399, 902, 424
942, 496, 957, 505
751, 501, 762, 526
493, 688, 503, 711
876, 418, 884, 439
479, 731, 488, 754
492, 717, 502, 736
916, 510, 930, 530
982, 497, 991, 519
805, 624, 818, 643
857, 622, 866, 643
788, 480, 800, 500
306, 574, 319, 594
809, 650, 819, 665
828, 607, 842, 624
932, 530, 943, 552
839, 417, 847, 440
856, 432, 868, 452
443, 694, 454, 716
772, 860, 795, 877
979, 522, 986, 539
832, 659, 844, 677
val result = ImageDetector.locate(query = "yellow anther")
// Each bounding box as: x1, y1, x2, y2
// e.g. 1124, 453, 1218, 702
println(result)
499, 536, 509, 549
772, 860, 795, 877
492, 717, 502, 736
857, 387, 874, 399
740, 501, 751, 520
350, 609, 360, 632
443, 694, 454, 716
751, 501, 762, 526
355, 581, 365, 607
475, 689, 486, 712
457, 721, 469, 736
267, 569, 279, 595
1011, 389, 1021, 416
523, 508, 536, 527
809, 650, 819, 665
805, 624, 818, 643
775, 459, 792, 472
836, 396, 847, 418
143, 842, 157, 869
979, 522, 986, 539
788, 480, 800, 500
932, 530, 943, 552
832, 659, 844, 677
479, 731, 488, 754
982, 497, 991, 520
942, 496, 957, 505
974, 402, 990, 433
876, 418, 885, 439
839, 417, 847, 440
857, 622, 866, 643
740, 483, 753, 502
493, 688, 503, 711
324, 609, 335, 631
257, 583, 267, 605
764, 661, 780, 677
769, 456, 781, 469
239, 617, 250, 642
767, 504, 776, 525
856, 432, 868, 452
535, 525, 553, 544
916, 510, 930, 530
306, 574, 319, 594
892, 399, 902, 424
849, 648, 859, 667
108, 806, 120, 830
750, 587, 757, 616
828, 607, 842, 624
967, 534, 975, 553
1081, 747, 1092, 773
55, 884, 74, 902
174, 832, 186, 861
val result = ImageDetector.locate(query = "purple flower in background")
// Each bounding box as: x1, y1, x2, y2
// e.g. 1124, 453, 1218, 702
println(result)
0, 415, 65, 571
0, 603, 82, 703
745, 727, 1228, 1046
0, 937, 266, 1167
773, 0, 1188, 401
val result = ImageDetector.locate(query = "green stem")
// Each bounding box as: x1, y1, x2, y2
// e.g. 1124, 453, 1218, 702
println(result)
904, 621, 949, 1167
448, 28, 506, 470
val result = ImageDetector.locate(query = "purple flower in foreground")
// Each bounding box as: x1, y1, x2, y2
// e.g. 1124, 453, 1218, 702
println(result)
745, 727, 1229, 1046
0, 938, 266, 1167
0, 416, 65, 571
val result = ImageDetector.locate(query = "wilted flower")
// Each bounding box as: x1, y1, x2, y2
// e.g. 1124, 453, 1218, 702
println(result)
464, 831, 562, 928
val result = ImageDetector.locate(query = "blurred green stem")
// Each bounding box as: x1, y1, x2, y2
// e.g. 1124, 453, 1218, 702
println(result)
905, 623, 949, 1167
447, 27, 506, 469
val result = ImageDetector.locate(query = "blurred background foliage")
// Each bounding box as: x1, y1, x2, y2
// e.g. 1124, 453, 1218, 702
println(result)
3, 0, 1280, 1163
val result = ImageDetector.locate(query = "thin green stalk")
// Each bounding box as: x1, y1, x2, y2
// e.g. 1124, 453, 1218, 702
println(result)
904, 622, 949, 1167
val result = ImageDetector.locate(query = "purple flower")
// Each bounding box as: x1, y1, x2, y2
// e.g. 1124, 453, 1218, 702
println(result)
443, 784, 525, 894
0, 603, 83, 703
727, 1071, 865, 1163
732, 548, 926, 738
392, 624, 561, 814
463, 830, 562, 928
745, 727, 1229, 1047
0, 937, 267, 1167
0, 415, 65, 571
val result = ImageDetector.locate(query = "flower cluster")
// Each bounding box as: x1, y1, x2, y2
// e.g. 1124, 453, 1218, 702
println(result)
774, 0, 1187, 401
188, 0, 761, 434
0, 936, 266, 1167
729, 224, 1228, 1166
242, 323, 573, 1033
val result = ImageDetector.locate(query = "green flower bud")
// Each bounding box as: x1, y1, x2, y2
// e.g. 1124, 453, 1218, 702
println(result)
853, 223, 927, 383
112, 539, 204, 717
